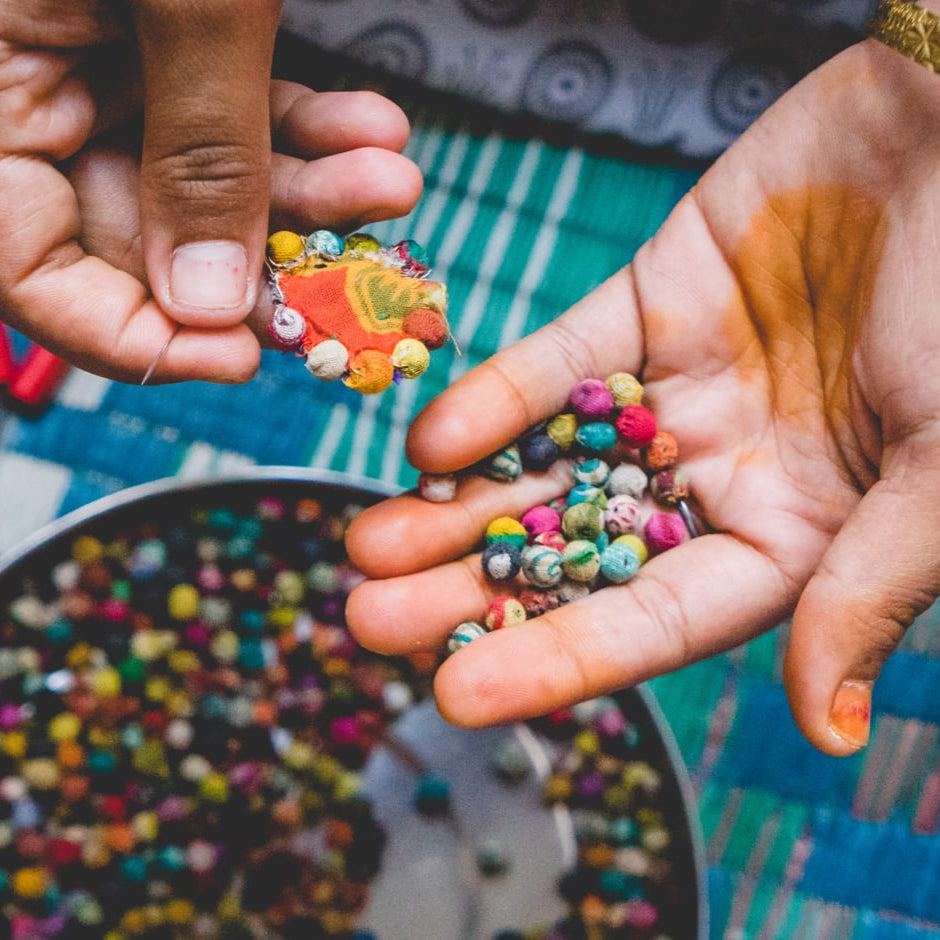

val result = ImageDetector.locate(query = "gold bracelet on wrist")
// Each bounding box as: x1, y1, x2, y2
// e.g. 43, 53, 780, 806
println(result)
869, 0, 940, 73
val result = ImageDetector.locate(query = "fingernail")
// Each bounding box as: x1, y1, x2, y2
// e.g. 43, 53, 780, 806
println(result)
169, 241, 250, 311
828, 679, 872, 750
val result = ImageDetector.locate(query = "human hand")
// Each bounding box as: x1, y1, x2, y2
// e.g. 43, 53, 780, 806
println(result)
0, 0, 421, 383
346, 32, 940, 756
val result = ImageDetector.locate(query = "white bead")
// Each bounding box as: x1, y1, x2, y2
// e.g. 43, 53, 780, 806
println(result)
305, 339, 348, 381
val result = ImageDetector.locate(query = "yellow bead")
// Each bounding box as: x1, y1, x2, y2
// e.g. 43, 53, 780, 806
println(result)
92, 667, 122, 697
391, 338, 430, 379
486, 516, 527, 543
546, 413, 578, 450
49, 711, 81, 742
1, 731, 26, 759
167, 649, 200, 674
605, 372, 643, 407
216, 893, 241, 921
120, 909, 146, 934
166, 690, 195, 718
266, 230, 305, 265
66, 642, 93, 670
13, 866, 46, 899
211, 630, 239, 662
145, 675, 171, 703
200, 772, 229, 803
72, 535, 104, 564
166, 898, 195, 924
333, 771, 360, 801
21, 758, 59, 790
612, 533, 648, 565
274, 570, 305, 605
574, 729, 600, 756
104, 932, 126, 940
167, 584, 200, 621
283, 741, 315, 770
267, 606, 296, 629
132, 811, 159, 842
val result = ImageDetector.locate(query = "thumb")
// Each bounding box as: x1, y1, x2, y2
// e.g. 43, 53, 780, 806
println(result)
130, 0, 281, 327
784, 456, 940, 756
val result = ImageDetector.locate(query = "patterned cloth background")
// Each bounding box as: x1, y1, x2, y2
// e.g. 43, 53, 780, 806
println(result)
5, 7, 940, 938
281, 0, 877, 159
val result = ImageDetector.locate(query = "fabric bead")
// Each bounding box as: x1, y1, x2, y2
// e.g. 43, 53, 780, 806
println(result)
613, 534, 649, 567
562, 503, 604, 542
305, 228, 345, 258
643, 431, 679, 471
269, 306, 306, 347
485, 596, 528, 630
606, 463, 649, 500
616, 405, 657, 448
650, 467, 691, 505
344, 232, 381, 256
520, 505, 562, 538
403, 309, 448, 350
605, 372, 644, 407
343, 349, 394, 394
479, 444, 523, 482
567, 484, 607, 509
482, 543, 522, 581
418, 472, 457, 503
518, 432, 561, 471
570, 379, 614, 417
562, 541, 602, 582
643, 512, 686, 553
518, 588, 562, 617
603, 494, 641, 537
600, 543, 641, 584
391, 338, 430, 379
546, 413, 579, 450
521, 545, 564, 588
575, 422, 618, 453
167, 584, 199, 621
573, 458, 611, 488
534, 530, 568, 552
305, 339, 349, 381
486, 517, 528, 549
266, 231, 306, 265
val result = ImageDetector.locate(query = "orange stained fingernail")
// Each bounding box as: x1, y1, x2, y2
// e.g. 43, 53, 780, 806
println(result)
828, 679, 873, 750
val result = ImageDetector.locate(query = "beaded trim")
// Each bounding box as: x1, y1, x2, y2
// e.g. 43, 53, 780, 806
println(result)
869, 0, 940, 73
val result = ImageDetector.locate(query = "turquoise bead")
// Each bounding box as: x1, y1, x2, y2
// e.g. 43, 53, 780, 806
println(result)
575, 422, 617, 452
600, 543, 640, 584
306, 229, 345, 258
567, 484, 607, 509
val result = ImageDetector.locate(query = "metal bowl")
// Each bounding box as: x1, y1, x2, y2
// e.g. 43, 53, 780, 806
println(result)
0, 468, 707, 940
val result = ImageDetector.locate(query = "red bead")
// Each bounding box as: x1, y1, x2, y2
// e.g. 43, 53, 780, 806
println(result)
615, 405, 657, 448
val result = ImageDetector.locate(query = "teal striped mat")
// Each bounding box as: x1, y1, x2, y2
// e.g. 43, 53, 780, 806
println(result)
3, 99, 940, 939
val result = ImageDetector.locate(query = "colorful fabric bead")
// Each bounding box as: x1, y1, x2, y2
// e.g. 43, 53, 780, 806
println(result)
600, 543, 641, 584
573, 458, 611, 488
570, 378, 614, 417
615, 405, 657, 448
613, 534, 649, 566
391, 338, 431, 379
605, 372, 644, 407
567, 484, 607, 509
482, 542, 523, 581
518, 432, 561, 471
417, 472, 457, 503
562, 503, 604, 542
546, 413, 579, 450
607, 463, 649, 500
305, 339, 349, 381
520, 505, 562, 538
603, 494, 641, 537
521, 545, 564, 588
485, 597, 528, 630
650, 467, 691, 505
485, 516, 528, 549
643, 431, 679, 471
562, 541, 602, 583
575, 421, 618, 453
644, 511, 687, 553
479, 444, 523, 483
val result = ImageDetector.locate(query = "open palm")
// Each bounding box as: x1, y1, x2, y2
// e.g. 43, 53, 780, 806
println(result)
346, 36, 940, 756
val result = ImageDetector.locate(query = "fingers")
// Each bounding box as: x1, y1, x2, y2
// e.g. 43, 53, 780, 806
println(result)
405, 270, 644, 474
784, 453, 940, 756
129, 0, 281, 327
0, 154, 259, 383
347, 532, 791, 727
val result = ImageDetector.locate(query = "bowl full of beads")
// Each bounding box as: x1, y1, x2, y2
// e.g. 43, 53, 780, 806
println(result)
0, 468, 707, 939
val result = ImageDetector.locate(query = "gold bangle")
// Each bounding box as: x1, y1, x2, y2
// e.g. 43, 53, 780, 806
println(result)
869, 0, 940, 73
